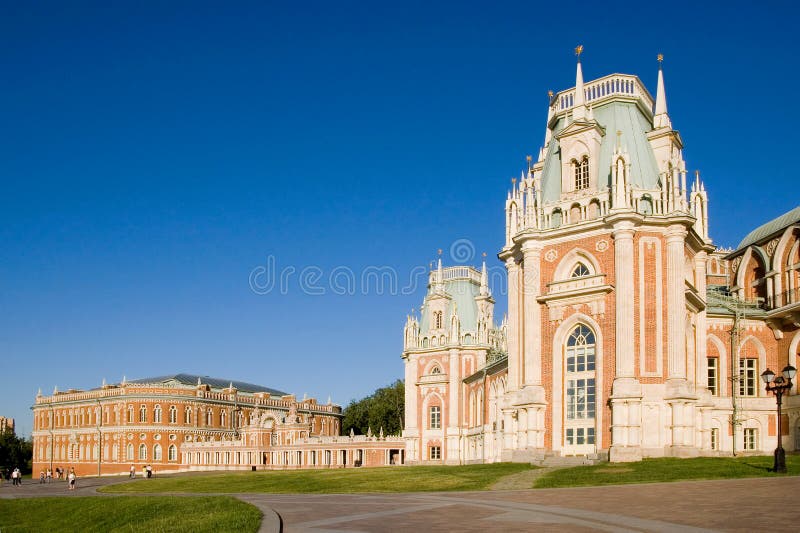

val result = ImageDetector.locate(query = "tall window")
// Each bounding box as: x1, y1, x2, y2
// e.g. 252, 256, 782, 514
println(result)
434, 311, 442, 329
153, 405, 162, 423
153, 443, 162, 461
169, 406, 177, 424
127, 443, 134, 460
744, 428, 757, 450
185, 406, 192, 424
565, 324, 596, 450
138, 443, 147, 460
574, 156, 589, 190
429, 405, 441, 429
139, 405, 147, 423
206, 409, 213, 426
127, 406, 134, 423
168, 444, 177, 461
220, 410, 227, 427
739, 358, 757, 397
707, 358, 718, 395
429, 446, 441, 460
710, 428, 719, 450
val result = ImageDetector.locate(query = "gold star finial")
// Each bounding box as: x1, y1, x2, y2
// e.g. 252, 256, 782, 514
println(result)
657, 53, 664, 63
437, 249, 442, 256
526, 155, 532, 162
482, 252, 487, 258
547, 90, 554, 98
575, 45, 583, 58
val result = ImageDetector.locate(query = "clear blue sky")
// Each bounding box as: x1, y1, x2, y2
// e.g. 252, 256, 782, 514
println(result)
1, 1, 797, 436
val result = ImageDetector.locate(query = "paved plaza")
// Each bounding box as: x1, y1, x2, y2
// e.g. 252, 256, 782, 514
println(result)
2, 474, 798, 532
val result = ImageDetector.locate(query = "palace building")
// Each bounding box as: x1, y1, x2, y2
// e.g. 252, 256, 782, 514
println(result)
31, 374, 403, 476
402, 53, 800, 464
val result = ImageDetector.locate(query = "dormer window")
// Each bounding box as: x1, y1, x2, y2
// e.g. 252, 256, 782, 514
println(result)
574, 156, 589, 190
571, 263, 590, 278
433, 311, 443, 329
431, 365, 442, 374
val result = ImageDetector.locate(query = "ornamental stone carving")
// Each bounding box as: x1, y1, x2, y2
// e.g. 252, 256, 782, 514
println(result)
544, 249, 558, 262
595, 239, 609, 252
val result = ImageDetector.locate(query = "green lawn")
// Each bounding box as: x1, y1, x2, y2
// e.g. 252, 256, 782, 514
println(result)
0, 496, 262, 533
534, 455, 800, 488
102, 463, 534, 494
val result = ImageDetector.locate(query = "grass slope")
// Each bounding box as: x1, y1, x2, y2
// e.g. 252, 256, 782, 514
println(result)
0, 496, 261, 533
535, 455, 800, 488
102, 463, 534, 494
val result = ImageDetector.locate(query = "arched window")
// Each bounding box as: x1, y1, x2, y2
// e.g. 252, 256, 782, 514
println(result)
574, 156, 589, 190
153, 443, 162, 461
434, 311, 442, 329
571, 263, 591, 278
127, 405, 134, 423
139, 405, 147, 423
463, 333, 472, 344
184, 406, 192, 424
153, 405, 162, 423
138, 443, 147, 460
206, 409, 213, 426
564, 324, 596, 453
220, 410, 227, 427
169, 405, 177, 424
422, 337, 429, 348
126, 443, 134, 460
639, 195, 653, 215
551, 209, 563, 228
430, 365, 442, 374
168, 444, 177, 461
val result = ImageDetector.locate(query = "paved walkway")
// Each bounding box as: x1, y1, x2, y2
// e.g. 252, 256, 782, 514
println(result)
2, 475, 798, 532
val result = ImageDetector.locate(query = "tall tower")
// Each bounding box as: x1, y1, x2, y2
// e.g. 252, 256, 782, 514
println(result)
500, 49, 714, 461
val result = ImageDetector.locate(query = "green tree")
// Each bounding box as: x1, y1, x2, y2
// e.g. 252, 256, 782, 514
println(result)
341, 380, 404, 436
0, 429, 33, 475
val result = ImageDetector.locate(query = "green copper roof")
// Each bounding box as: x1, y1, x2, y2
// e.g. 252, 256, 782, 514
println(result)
420, 279, 481, 336
540, 101, 660, 204
128, 373, 288, 396
735, 205, 800, 251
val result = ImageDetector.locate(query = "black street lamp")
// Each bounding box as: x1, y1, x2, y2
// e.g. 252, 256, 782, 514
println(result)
760, 364, 797, 473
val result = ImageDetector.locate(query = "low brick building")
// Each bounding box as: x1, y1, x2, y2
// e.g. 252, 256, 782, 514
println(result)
31, 374, 347, 476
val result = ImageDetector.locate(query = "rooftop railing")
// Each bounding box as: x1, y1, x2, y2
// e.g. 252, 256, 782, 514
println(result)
553, 74, 654, 115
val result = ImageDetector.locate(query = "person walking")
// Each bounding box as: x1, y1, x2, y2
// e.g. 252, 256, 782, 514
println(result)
46, 468, 52, 483
68, 469, 76, 490
12, 468, 21, 486
130, 464, 136, 478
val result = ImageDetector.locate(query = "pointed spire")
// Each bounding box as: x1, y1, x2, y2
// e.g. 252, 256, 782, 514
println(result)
53, 385, 58, 394
654, 53, 671, 129
480, 253, 489, 296
436, 250, 443, 289
122, 375, 127, 385
37, 387, 42, 397
101, 377, 106, 387
573, 45, 586, 120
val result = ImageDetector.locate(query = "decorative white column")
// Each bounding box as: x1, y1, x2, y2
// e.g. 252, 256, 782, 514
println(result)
505, 258, 521, 391
666, 225, 688, 381
522, 243, 543, 386
609, 220, 642, 462
517, 242, 547, 457
613, 222, 636, 379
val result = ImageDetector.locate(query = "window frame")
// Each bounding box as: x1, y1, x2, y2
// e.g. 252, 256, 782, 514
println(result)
429, 405, 441, 429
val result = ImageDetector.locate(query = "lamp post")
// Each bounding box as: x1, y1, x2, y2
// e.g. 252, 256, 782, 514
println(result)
760, 365, 796, 473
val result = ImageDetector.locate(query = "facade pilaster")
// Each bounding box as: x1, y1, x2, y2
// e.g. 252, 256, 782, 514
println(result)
609, 220, 643, 462
521, 242, 543, 386
666, 225, 688, 381
505, 257, 521, 391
